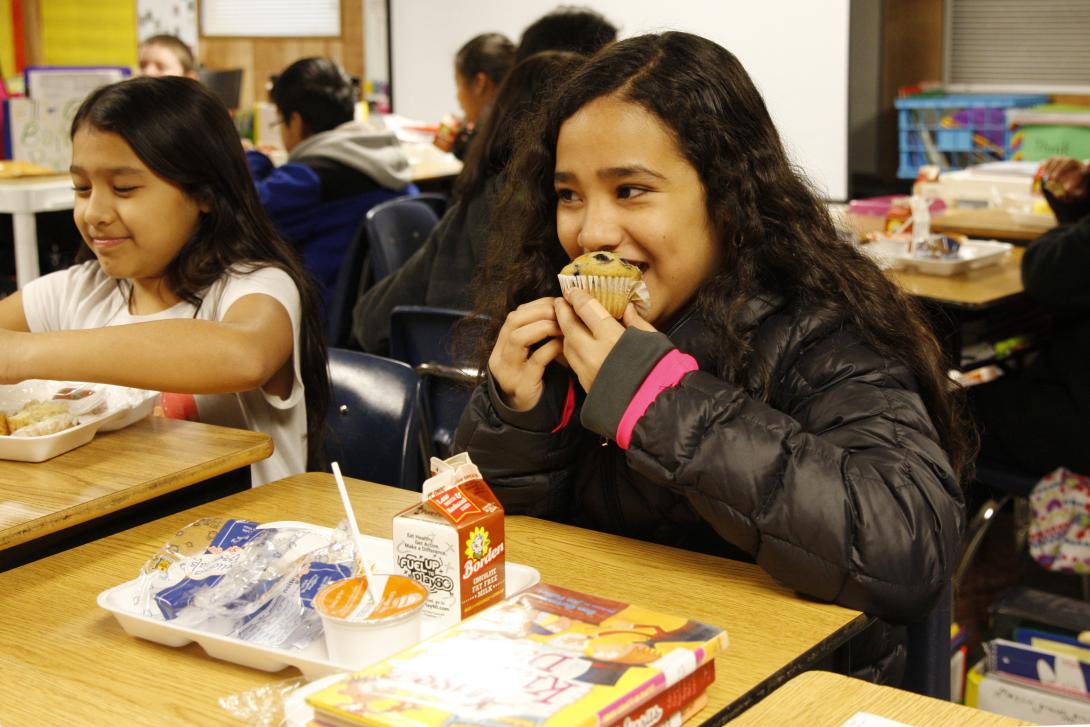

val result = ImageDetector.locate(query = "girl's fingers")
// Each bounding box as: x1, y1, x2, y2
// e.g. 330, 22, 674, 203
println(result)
527, 338, 563, 369
561, 288, 617, 339
505, 298, 559, 328
622, 303, 657, 332
506, 319, 562, 350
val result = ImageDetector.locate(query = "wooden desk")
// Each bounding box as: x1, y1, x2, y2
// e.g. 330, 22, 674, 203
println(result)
933, 208, 1055, 244
0, 417, 271, 554
733, 671, 1032, 726
404, 142, 463, 184
0, 474, 866, 726
886, 247, 1024, 309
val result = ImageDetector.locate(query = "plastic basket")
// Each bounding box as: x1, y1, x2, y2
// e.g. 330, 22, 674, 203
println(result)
896, 93, 1048, 179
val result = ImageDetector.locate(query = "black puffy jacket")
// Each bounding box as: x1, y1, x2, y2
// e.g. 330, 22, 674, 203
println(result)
454, 294, 964, 675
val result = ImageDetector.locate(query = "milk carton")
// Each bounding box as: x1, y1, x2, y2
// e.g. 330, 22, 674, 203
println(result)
392, 453, 505, 630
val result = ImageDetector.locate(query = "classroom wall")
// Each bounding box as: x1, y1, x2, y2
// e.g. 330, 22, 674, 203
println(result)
390, 0, 851, 201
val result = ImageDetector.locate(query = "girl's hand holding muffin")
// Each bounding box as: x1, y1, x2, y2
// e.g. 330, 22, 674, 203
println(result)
554, 289, 654, 394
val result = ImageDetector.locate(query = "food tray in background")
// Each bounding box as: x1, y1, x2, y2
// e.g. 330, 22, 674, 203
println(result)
0, 381, 159, 462
98, 528, 541, 680
862, 238, 1013, 276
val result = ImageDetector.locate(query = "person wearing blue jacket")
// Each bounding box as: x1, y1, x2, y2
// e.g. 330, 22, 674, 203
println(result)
247, 58, 416, 315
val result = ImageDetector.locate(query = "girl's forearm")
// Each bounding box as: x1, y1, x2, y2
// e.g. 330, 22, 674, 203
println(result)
9, 319, 281, 393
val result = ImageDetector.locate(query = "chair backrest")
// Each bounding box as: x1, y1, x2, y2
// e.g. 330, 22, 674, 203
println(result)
324, 348, 425, 490
324, 215, 371, 348
365, 194, 445, 283
324, 193, 446, 348
389, 305, 472, 367
389, 305, 478, 460
902, 582, 952, 699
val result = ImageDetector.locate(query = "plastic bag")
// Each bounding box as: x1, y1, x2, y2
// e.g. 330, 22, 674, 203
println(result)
218, 676, 307, 727
1029, 467, 1090, 574
132, 518, 358, 649
191, 524, 355, 649
132, 516, 245, 617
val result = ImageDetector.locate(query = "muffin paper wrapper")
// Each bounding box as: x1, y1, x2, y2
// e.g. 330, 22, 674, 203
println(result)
557, 274, 651, 319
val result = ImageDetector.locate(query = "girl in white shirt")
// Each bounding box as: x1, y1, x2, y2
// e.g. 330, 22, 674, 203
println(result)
0, 77, 330, 486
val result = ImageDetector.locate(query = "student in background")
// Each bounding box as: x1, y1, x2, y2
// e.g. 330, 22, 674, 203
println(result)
454, 32, 970, 685
971, 156, 1090, 475
353, 51, 586, 355
138, 34, 198, 79
0, 77, 329, 487
247, 57, 416, 315
435, 33, 515, 160
514, 5, 618, 62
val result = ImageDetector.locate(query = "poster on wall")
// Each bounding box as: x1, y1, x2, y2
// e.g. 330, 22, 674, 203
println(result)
136, 0, 198, 54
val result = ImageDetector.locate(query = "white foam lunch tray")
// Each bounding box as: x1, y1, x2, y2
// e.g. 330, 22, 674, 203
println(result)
0, 381, 159, 462
98, 527, 541, 680
863, 238, 1013, 276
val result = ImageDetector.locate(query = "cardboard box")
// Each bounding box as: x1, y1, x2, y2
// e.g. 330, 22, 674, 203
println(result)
392, 454, 505, 631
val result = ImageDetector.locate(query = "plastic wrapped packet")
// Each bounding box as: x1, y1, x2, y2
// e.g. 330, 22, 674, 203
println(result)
218, 675, 307, 727
188, 524, 356, 649
132, 517, 250, 618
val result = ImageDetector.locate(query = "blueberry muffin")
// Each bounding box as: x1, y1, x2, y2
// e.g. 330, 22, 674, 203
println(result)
558, 251, 649, 318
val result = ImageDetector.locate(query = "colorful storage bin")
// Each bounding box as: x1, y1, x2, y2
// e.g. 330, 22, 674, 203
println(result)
896, 93, 1048, 179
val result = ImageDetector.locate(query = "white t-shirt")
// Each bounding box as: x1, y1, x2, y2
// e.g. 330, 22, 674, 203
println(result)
21, 261, 307, 487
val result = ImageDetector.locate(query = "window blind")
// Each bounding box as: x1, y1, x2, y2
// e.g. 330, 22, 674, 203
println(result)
945, 0, 1090, 92
201, 0, 340, 37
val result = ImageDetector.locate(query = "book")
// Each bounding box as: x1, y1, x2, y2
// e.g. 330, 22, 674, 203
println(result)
966, 660, 1090, 724
986, 638, 1090, 700
306, 582, 728, 727
611, 662, 713, 727
1014, 626, 1090, 663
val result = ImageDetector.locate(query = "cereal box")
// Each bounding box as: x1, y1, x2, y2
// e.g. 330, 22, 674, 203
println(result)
392, 453, 505, 630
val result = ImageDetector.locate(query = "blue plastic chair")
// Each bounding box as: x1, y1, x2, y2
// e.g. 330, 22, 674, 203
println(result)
365, 194, 445, 282
324, 194, 447, 348
324, 348, 426, 490
324, 215, 371, 348
389, 305, 479, 460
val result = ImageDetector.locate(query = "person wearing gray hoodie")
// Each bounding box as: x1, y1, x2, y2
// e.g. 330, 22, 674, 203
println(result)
247, 57, 416, 315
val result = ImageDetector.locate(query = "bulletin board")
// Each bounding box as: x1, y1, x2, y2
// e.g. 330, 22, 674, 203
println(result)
136, 0, 198, 52
1, 0, 15, 78
40, 0, 137, 68
390, 0, 851, 200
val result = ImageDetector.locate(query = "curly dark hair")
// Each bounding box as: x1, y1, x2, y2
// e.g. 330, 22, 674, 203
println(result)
72, 76, 330, 469
467, 32, 976, 482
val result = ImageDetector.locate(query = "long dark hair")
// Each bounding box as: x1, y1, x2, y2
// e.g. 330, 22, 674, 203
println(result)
469, 32, 975, 482
454, 50, 586, 204
71, 76, 330, 469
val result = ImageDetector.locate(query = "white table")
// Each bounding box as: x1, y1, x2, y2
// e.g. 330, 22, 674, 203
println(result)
0, 175, 74, 288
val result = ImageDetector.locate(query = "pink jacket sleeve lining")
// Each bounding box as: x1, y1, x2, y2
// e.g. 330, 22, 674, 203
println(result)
616, 349, 699, 449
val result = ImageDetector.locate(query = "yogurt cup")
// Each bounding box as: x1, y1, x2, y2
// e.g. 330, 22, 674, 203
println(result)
314, 573, 427, 669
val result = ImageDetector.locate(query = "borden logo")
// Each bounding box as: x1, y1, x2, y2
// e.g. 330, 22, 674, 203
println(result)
465, 525, 490, 560
463, 541, 505, 580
